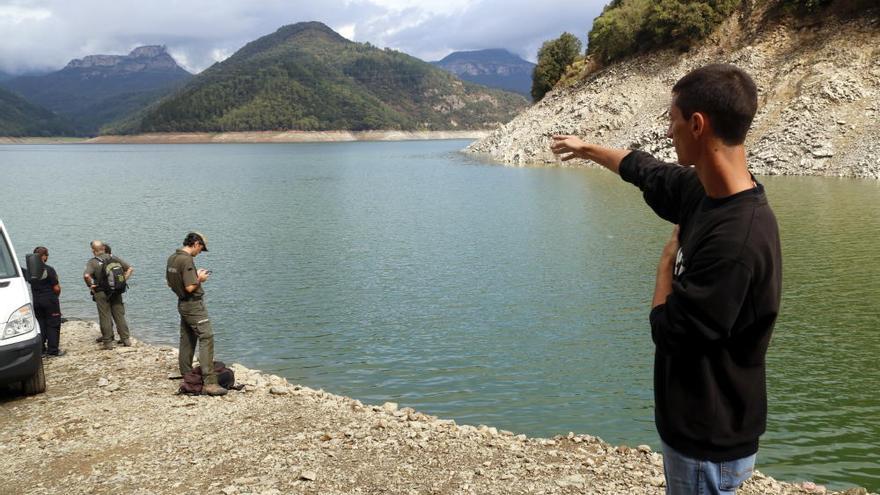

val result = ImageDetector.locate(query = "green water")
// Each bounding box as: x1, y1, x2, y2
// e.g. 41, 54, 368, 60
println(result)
0, 141, 877, 491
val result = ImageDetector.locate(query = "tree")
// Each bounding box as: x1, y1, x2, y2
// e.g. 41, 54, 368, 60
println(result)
588, 0, 651, 64
531, 33, 583, 102
587, 0, 738, 65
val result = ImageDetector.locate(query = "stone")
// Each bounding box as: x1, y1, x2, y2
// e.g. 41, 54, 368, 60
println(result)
97, 377, 110, 387
811, 147, 834, 158
637, 444, 652, 454
299, 470, 317, 481
556, 474, 586, 488
382, 402, 399, 414
269, 386, 289, 395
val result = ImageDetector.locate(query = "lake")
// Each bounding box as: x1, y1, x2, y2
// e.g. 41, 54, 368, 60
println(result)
1, 141, 877, 491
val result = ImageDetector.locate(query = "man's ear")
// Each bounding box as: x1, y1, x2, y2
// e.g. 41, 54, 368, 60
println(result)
690, 112, 707, 138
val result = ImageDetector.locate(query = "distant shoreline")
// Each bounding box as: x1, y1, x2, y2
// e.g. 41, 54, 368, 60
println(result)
0, 130, 490, 145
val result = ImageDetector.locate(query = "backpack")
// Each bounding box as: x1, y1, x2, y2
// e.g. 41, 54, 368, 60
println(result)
178, 361, 236, 395
95, 256, 127, 294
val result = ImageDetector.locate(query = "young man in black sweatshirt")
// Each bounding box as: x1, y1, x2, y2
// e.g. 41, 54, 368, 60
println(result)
551, 64, 782, 495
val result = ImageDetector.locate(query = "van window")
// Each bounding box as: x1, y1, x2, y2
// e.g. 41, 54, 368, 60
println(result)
0, 234, 17, 279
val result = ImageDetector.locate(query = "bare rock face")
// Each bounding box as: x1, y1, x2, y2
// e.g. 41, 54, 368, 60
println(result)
467, 12, 880, 180
64, 45, 184, 74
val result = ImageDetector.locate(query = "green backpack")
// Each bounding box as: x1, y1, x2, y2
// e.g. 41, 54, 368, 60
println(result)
96, 256, 127, 294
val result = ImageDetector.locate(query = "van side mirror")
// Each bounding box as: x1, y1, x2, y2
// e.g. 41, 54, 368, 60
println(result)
24, 253, 45, 282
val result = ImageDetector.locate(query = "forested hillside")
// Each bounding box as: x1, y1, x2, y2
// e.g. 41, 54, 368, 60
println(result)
0, 86, 75, 137
121, 22, 527, 134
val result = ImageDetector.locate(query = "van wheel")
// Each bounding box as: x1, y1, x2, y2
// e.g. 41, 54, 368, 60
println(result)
21, 356, 46, 396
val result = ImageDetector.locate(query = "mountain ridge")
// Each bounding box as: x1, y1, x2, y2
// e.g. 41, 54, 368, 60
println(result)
117, 22, 528, 134
432, 49, 535, 97
1, 45, 192, 135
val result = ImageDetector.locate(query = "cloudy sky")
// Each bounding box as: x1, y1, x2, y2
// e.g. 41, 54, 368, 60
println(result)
0, 0, 609, 74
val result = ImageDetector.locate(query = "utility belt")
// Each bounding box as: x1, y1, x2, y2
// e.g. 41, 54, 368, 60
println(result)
178, 295, 203, 302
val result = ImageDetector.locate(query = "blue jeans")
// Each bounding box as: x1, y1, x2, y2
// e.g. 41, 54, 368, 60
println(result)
662, 441, 756, 495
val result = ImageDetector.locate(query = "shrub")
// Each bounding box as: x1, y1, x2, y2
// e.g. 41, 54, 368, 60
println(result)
531, 33, 583, 101
588, 0, 652, 64
587, 0, 738, 64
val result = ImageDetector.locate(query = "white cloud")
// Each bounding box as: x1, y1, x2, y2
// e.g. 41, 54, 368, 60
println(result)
335, 23, 356, 40
210, 48, 233, 64
0, 5, 51, 25
0, 0, 608, 74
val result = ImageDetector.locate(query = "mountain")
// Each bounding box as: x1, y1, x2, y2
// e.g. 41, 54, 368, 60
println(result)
432, 49, 535, 97
0, 86, 75, 137
121, 22, 528, 134
1, 46, 192, 135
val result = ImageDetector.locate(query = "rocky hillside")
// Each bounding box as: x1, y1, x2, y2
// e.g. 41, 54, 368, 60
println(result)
432, 49, 535, 97
1, 46, 192, 135
467, 9, 880, 179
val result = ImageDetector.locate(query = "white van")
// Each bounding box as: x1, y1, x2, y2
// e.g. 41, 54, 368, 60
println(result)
0, 219, 45, 395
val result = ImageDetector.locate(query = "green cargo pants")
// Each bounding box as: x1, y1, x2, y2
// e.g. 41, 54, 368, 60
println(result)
95, 291, 130, 343
177, 299, 217, 385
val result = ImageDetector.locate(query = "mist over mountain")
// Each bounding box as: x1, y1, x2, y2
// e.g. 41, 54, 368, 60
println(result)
432, 49, 535, 97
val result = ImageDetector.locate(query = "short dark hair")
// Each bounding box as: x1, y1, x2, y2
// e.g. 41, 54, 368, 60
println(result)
33, 246, 48, 256
672, 64, 758, 145
183, 233, 202, 247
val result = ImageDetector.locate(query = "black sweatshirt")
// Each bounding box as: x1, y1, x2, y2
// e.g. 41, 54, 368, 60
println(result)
619, 150, 782, 461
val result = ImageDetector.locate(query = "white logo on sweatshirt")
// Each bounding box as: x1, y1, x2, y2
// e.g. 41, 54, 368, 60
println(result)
674, 248, 686, 278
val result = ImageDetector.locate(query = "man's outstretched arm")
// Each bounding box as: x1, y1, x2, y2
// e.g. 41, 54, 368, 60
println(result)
550, 135, 631, 175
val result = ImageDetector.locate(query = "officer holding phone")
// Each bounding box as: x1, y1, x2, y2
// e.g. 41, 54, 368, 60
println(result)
165, 231, 226, 396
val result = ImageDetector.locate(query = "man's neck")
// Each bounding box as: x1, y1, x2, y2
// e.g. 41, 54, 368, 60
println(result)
181, 246, 197, 256
695, 143, 755, 199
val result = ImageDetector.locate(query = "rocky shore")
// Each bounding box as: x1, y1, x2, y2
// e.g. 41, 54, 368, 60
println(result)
0, 321, 873, 495
467, 12, 880, 179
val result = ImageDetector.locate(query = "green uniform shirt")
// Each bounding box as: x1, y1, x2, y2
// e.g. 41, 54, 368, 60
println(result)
166, 249, 203, 300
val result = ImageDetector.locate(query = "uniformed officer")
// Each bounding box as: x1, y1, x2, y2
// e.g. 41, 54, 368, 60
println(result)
29, 247, 64, 357
166, 232, 226, 396
83, 240, 133, 349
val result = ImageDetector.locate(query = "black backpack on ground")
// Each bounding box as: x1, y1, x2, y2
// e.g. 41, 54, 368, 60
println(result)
95, 256, 127, 294
178, 361, 237, 395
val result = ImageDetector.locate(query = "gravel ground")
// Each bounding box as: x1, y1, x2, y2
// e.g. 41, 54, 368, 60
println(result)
0, 321, 872, 495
